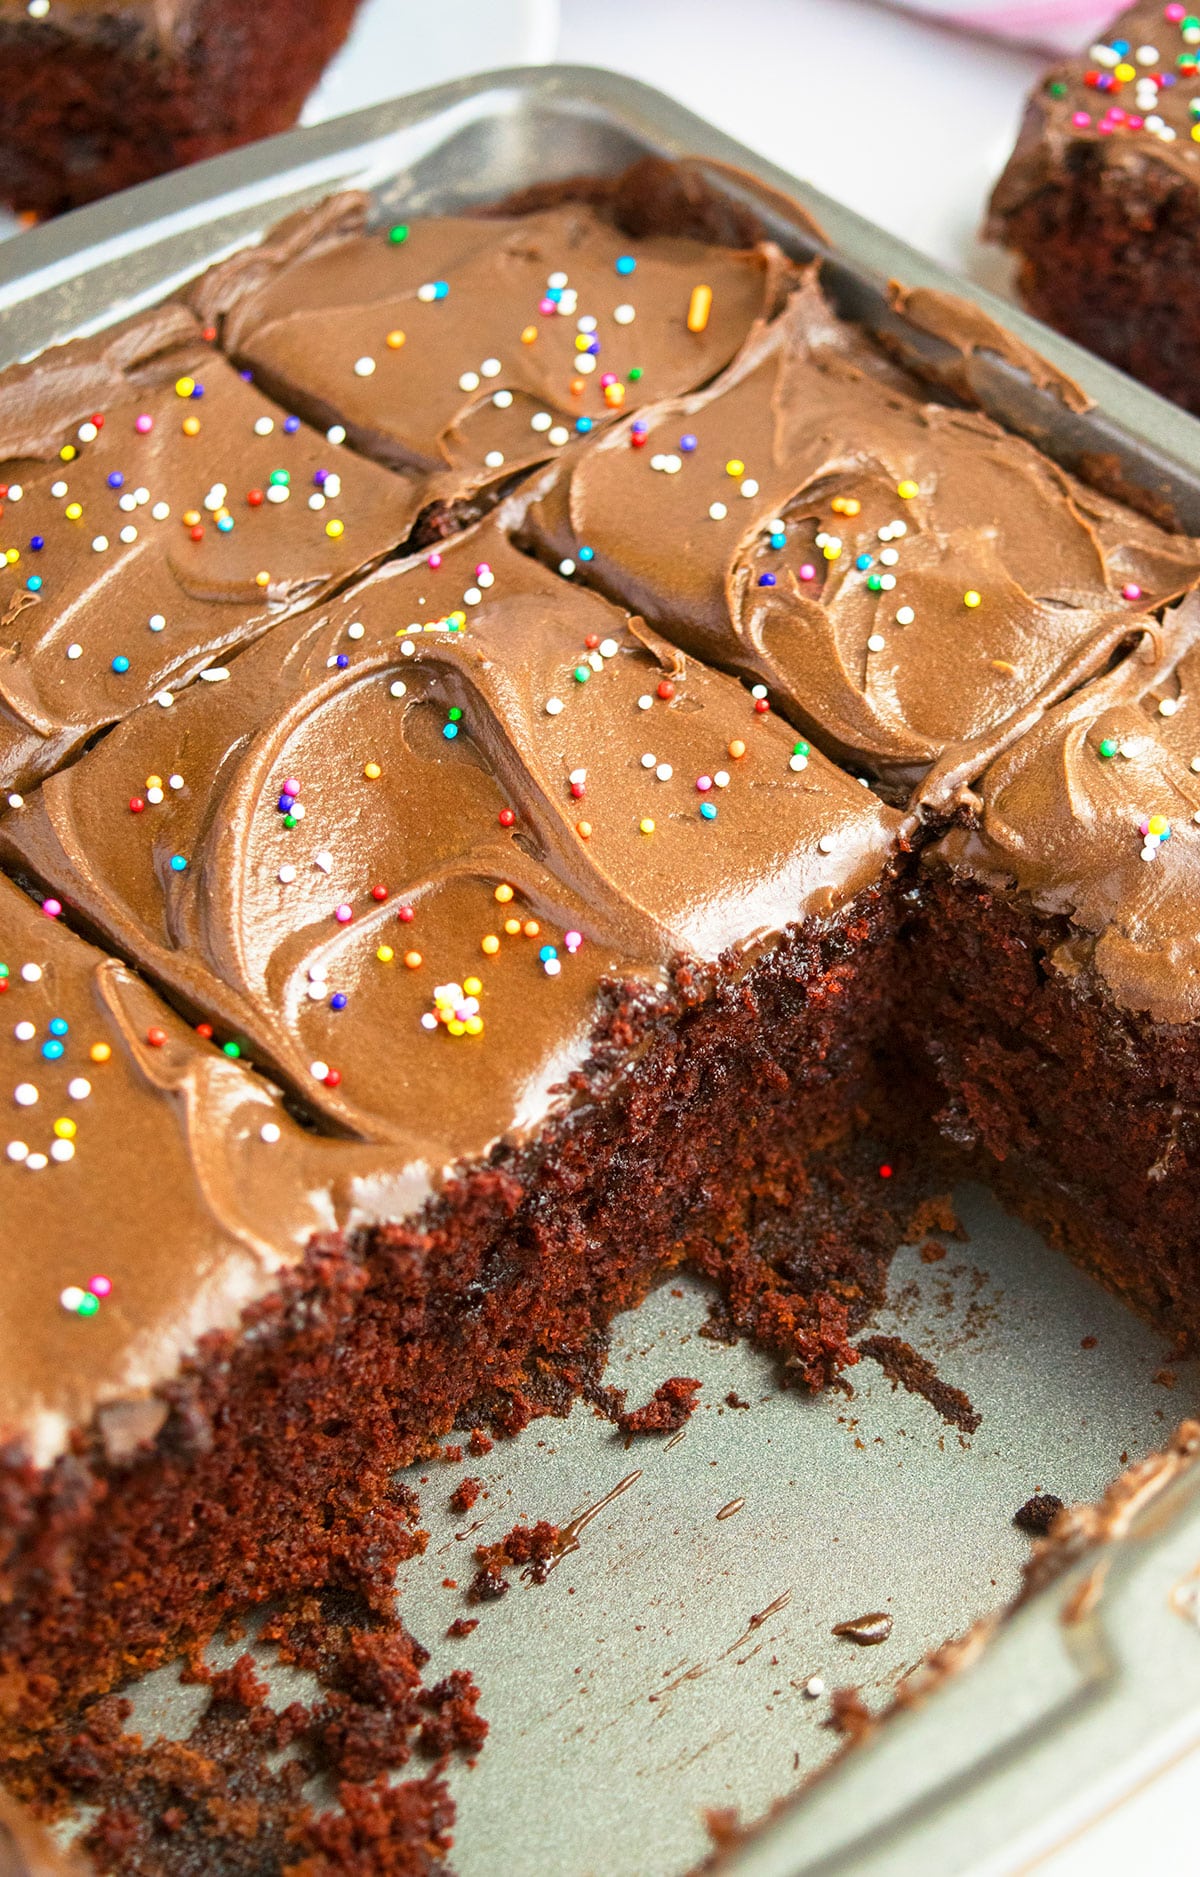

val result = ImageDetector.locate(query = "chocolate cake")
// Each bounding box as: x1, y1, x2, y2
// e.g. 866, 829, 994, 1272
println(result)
0, 0, 363, 218
988, 2, 1200, 414
5, 165, 1200, 1864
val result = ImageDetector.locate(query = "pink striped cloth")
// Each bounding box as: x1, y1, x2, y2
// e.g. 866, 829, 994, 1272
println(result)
892, 0, 1115, 51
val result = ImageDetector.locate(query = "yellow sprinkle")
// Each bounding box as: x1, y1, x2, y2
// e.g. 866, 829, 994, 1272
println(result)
1114, 60, 1136, 80
90, 1042, 112, 1064
376, 944, 395, 963
53, 1117, 76, 1140
461, 979, 481, 999
255, 572, 271, 588
725, 458, 745, 478
521, 325, 538, 345
897, 479, 920, 500
574, 333, 592, 352
481, 934, 501, 955
576, 819, 592, 839
729, 738, 746, 760
175, 376, 196, 398
823, 543, 841, 561
404, 950, 422, 969
1149, 814, 1169, 836
326, 518, 345, 539
363, 761, 382, 780
1193, 124, 1200, 143
4, 548, 17, 564
183, 509, 202, 527
386, 329, 406, 349
65, 502, 83, 521
964, 590, 982, 609
448, 1019, 466, 1036
991, 659, 1018, 676
504, 918, 522, 936
640, 817, 655, 835
831, 496, 861, 516
59, 444, 76, 462
494, 883, 513, 903
146, 773, 163, 790
464, 1015, 484, 1036
604, 382, 625, 407
687, 283, 713, 333
182, 416, 201, 437
448, 610, 466, 626
523, 920, 540, 938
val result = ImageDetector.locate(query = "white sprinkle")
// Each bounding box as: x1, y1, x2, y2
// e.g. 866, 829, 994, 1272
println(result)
459, 371, 481, 392
569, 768, 587, 785
575, 354, 597, 376
557, 289, 577, 315
149, 613, 166, 632
290, 803, 305, 821
324, 476, 341, 500
1141, 843, 1159, 862
390, 680, 407, 698
483, 451, 505, 470
1136, 42, 1159, 63
559, 558, 576, 577
314, 851, 334, 874
751, 685, 768, 700
168, 773, 184, 790
310, 1060, 330, 1081
1190, 757, 1200, 774
638, 694, 654, 711
199, 667, 230, 682
879, 547, 899, 567
817, 834, 836, 855
531, 412, 553, 433
1119, 737, 1146, 758
417, 283, 439, 302
1090, 41, 1119, 66
77, 421, 97, 442
599, 638, 618, 658
119, 494, 137, 513
152, 502, 170, 520
14, 1083, 38, 1106
20, 964, 41, 983
867, 633, 887, 652
155, 691, 174, 708
50, 1138, 74, 1163
655, 762, 673, 781
309, 493, 327, 511
477, 569, 495, 588
740, 478, 759, 498
1159, 697, 1179, 717
548, 426, 570, 447
480, 357, 501, 378
133, 487, 149, 506
464, 586, 482, 605
327, 425, 347, 446
803, 1676, 825, 1699
709, 502, 728, 521
545, 696, 564, 716
421, 1013, 438, 1031
25, 1152, 47, 1171
50, 480, 67, 498
6, 793, 23, 809
354, 356, 376, 377
400, 639, 415, 657
714, 771, 729, 788
789, 753, 809, 772
896, 606, 915, 626
91, 535, 108, 552
146, 788, 164, 805
278, 864, 296, 884
14, 1022, 34, 1042
119, 526, 138, 544
8, 485, 21, 502
547, 271, 569, 290
261, 1121, 282, 1144
613, 302, 636, 326
66, 643, 82, 660
879, 573, 896, 590
544, 957, 562, 977
266, 484, 289, 504
641, 752, 656, 768
27, 1, 50, 19
6, 1140, 28, 1162
493, 389, 513, 409
67, 1078, 91, 1101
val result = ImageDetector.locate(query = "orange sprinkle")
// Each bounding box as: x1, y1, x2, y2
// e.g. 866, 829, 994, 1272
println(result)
728, 738, 747, 760
523, 920, 540, 938
481, 934, 500, 955
404, 950, 422, 969
576, 820, 592, 839
686, 284, 713, 333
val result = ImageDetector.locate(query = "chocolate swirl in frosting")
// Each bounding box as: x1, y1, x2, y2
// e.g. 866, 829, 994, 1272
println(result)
519, 277, 1200, 810
0, 524, 899, 1162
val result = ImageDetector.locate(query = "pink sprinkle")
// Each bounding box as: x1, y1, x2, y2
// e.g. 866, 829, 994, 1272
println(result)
1139, 818, 1150, 837
1123, 583, 1143, 601
564, 930, 582, 953
42, 899, 61, 919
1167, 3, 1185, 20
283, 777, 301, 797
88, 1275, 112, 1298
599, 373, 617, 388
475, 562, 491, 578
1072, 111, 1092, 127
427, 552, 442, 569
1129, 115, 1145, 129
539, 297, 556, 316
1109, 107, 1127, 123
1098, 122, 1115, 134
696, 775, 713, 793
134, 414, 153, 435
335, 903, 353, 924
799, 563, 816, 581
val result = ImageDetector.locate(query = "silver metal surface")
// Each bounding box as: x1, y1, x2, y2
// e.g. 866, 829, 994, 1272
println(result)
10, 65, 1200, 1877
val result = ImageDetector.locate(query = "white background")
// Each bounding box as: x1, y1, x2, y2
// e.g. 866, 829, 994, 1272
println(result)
311, 2, 1192, 1870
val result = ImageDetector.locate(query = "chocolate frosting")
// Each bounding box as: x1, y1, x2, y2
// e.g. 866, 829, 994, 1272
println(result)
519, 277, 1200, 809
988, 3, 1200, 228
0, 522, 899, 1160
0, 304, 418, 796
0, 873, 418, 1466
188, 193, 789, 504
932, 600, 1200, 1025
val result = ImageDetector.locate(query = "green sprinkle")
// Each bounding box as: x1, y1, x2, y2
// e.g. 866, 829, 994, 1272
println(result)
627, 367, 643, 382
388, 223, 409, 245
793, 740, 810, 757
269, 469, 290, 487
283, 813, 297, 829
1098, 737, 1118, 759
222, 1041, 241, 1059
447, 706, 463, 722
573, 665, 590, 684
76, 1293, 100, 1317
1048, 79, 1067, 97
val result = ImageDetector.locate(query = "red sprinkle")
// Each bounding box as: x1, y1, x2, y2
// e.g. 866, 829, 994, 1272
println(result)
878, 1163, 893, 1179
196, 1023, 214, 1039
371, 884, 388, 902
585, 634, 600, 650
498, 807, 516, 827
656, 680, 675, 701
129, 796, 145, 814
147, 1027, 167, 1048
397, 905, 415, 923
189, 524, 204, 542
754, 698, 771, 715
247, 489, 264, 507
323, 1068, 342, 1089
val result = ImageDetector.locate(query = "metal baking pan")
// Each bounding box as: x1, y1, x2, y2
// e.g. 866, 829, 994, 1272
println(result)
6, 66, 1200, 1877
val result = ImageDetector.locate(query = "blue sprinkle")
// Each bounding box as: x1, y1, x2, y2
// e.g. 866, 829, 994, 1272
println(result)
432, 280, 449, 300
278, 793, 295, 813
615, 255, 636, 275
583, 337, 599, 356
283, 415, 300, 433
538, 945, 557, 963
855, 554, 872, 571
576, 417, 594, 434
330, 992, 348, 1011
41, 1039, 64, 1061
170, 854, 188, 873
700, 802, 717, 821
546, 287, 563, 304
758, 572, 776, 587
579, 546, 594, 562
107, 473, 124, 490
335, 653, 349, 668
443, 723, 458, 740
111, 655, 130, 673
216, 515, 234, 533
239, 369, 253, 383
680, 434, 698, 453
1111, 36, 1129, 53
190, 383, 205, 399
29, 535, 44, 551
49, 1018, 69, 1037
769, 532, 786, 550
26, 576, 42, 592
